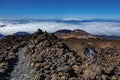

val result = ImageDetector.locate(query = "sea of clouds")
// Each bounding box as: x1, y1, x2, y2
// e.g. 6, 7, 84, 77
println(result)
0, 19, 120, 36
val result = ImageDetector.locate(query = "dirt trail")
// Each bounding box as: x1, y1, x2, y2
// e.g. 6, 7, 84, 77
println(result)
10, 46, 34, 80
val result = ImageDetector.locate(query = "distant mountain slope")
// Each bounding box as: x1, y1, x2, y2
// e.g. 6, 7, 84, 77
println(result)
0, 24, 6, 27
13, 32, 30, 36
0, 34, 5, 39
97, 35, 120, 40
54, 29, 72, 33
54, 29, 98, 39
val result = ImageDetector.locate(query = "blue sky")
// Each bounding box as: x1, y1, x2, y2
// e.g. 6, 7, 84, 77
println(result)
0, 0, 120, 19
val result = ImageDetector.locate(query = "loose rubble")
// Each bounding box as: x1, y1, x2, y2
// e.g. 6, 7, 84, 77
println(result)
0, 34, 31, 80
25, 29, 83, 80
62, 38, 120, 80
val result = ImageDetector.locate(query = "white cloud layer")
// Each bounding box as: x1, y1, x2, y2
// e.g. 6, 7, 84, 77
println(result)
0, 20, 120, 36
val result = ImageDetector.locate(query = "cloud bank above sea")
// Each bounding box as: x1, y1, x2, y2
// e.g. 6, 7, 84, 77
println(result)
0, 19, 120, 36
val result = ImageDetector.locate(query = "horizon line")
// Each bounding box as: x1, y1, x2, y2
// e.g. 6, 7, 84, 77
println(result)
0, 17, 120, 20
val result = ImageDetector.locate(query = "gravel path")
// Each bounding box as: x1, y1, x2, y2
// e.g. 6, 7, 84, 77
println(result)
10, 46, 34, 80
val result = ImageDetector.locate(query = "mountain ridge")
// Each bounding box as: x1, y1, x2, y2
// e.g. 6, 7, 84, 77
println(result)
54, 29, 99, 39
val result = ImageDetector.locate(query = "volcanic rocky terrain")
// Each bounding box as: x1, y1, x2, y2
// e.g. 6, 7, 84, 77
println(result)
0, 29, 120, 80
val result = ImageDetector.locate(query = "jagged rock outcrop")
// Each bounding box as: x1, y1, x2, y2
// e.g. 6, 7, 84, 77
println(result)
25, 29, 83, 80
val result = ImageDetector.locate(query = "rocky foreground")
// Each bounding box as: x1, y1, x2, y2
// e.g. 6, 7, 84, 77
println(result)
0, 29, 120, 80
